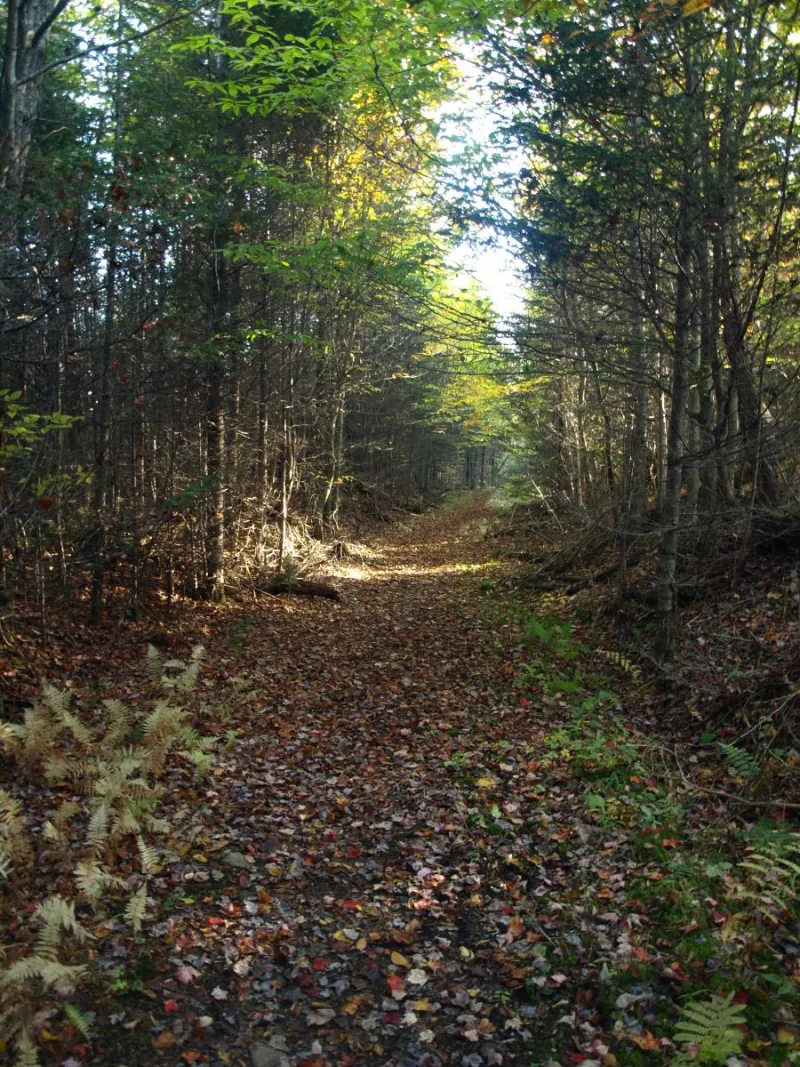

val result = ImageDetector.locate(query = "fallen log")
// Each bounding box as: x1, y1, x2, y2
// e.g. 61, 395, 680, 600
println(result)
264, 577, 342, 601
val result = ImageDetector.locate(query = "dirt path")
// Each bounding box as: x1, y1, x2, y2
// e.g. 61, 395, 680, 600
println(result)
91, 499, 608, 1067
9, 498, 799, 1067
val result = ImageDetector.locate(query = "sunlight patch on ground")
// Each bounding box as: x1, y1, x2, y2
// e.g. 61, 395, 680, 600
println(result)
345, 558, 502, 582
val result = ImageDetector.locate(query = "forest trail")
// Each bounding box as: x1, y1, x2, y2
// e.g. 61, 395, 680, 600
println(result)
101, 496, 592, 1067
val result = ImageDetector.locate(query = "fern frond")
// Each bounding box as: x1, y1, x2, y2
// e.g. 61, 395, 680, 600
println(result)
137, 836, 161, 873
0, 788, 23, 825
52, 801, 80, 827
34, 896, 85, 959
125, 884, 149, 933
719, 742, 760, 779
161, 646, 204, 693
13, 1028, 39, 1067
59, 710, 94, 749
17, 702, 67, 766
64, 1003, 92, 1039
37, 958, 86, 990
115, 750, 148, 776
73, 857, 109, 900
42, 755, 74, 783
187, 749, 214, 779
144, 816, 170, 835
147, 643, 162, 678
595, 648, 641, 678
41, 684, 71, 718
1, 957, 41, 986
102, 698, 132, 745
120, 777, 158, 801
737, 832, 800, 915
73, 860, 114, 900
2, 954, 85, 989
0, 720, 24, 746
179, 725, 201, 748
178, 646, 204, 692
111, 806, 141, 836
673, 992, 745, 1064
86, 803, 109, 852
0, 844, 14, 880
142, 701, 184, 738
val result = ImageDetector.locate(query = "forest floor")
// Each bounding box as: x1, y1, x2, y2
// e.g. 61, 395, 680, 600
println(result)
3, 494, 800, 1067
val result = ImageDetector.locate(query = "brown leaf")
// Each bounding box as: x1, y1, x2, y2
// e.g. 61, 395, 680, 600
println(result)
153, 1030, 177, 1051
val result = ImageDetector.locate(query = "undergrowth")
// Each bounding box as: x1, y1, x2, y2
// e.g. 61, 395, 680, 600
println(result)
0, 645, 215, 1066
471, 584, 800, 1065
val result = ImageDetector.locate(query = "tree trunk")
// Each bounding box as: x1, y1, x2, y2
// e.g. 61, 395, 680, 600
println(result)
655, 42, 695, 657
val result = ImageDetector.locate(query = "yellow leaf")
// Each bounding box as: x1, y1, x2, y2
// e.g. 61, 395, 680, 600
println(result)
192, 852, 207, 863
356, 936, 368, 950
414, 998, 431, 1012
777, 1025, 797, 1045
628, 1031, 661, 1052
682, 0, 711, 15
391, 951, 411, 967
476, 777, 495, 788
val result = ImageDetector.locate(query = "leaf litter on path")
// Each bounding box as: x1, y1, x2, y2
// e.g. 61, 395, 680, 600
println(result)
10, 498, 796, 1067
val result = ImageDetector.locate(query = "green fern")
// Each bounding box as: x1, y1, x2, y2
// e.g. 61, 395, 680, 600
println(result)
673, 992, 746, 1065
739, 832, 800, 915
719, 741, 760, 779
64, 1002, 92, 1039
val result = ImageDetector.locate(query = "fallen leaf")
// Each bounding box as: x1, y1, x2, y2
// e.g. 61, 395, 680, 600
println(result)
307, 1007, 336, 1025
628, 1031, 661, 1052
153, 1030, 177, 1051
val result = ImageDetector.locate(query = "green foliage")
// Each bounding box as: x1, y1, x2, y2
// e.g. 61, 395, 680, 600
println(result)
672, 992, 746, 1065
738, 832, 800, 917
524, 613, 577, 661
64, 1002, 92, 1040
718, 741, 760, 779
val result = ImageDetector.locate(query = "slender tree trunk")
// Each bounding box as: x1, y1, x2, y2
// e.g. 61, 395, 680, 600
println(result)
277, 402, 289, 572
90, 0, 123, 624
656, 43, 695, 656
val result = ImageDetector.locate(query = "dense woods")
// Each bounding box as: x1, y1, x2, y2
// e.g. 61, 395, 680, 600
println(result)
468, 0, 800, 649
0, 0, 502, 621
2, 0, 799, 650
